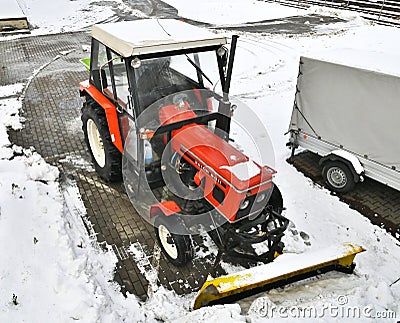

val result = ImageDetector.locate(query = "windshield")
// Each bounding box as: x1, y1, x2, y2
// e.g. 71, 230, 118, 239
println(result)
134, 50, 221, 111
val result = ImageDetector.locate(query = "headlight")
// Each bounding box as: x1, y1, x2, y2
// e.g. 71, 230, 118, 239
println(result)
131, 57, 141, 68
239, 199, 250, 210
217, 46, 228, 57
256, 193, 266, 203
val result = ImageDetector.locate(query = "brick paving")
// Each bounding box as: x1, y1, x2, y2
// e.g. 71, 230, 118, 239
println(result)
2, 31, 218, 301
288, 151, 400, 240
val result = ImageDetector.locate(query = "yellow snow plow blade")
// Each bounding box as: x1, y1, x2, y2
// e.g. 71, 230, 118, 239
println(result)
193, 243, 365, 310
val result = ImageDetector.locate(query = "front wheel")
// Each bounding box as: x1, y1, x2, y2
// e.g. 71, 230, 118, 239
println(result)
322, 161, 355, 193
268, 184, 284, 214
154, 216, 193, 267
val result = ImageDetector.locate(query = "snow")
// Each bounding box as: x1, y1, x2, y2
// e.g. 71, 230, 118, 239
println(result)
0, 83, 24, 153
1, 0, 400, 322
129, 242, 160, 295
0, 83, 24, 97
205, 244, 364, 292
307, 5, 367, 23
163, 0, 304, 25
0, 87, 145, 322
0, 0, 26, 19
59, 154, 95, 172
93, 19, 227, 57
329, 150, 364, 175
26, 0, 114, 35
220, 160, 260, 181
0, 98, 24, 131
1, 0, 138, 36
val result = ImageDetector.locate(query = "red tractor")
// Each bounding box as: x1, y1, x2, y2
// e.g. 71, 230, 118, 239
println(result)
80, 18, 287, 265
80, 19, 364, 308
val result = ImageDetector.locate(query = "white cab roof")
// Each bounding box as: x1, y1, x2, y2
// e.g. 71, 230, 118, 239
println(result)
92, 19, 227, 58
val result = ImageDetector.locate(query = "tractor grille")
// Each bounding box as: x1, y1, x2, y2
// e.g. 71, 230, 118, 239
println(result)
235, 195, 257, 221
235, 189, 272, 221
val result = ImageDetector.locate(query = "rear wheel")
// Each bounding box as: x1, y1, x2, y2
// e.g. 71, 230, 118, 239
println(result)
322, 161, 355, 193
82, 101, 122, 182
154, 216, 193, 266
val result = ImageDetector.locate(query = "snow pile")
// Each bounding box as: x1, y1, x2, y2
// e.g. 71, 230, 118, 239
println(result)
0, 84, 145, 321
0, 84, 24, 155
0, 83, 24, 97
0, 99, 24, 145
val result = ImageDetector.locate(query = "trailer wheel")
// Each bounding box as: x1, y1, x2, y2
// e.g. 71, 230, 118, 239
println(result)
154, 216, 193, 267
322, 161, 355, 193
82, 101, 122, 182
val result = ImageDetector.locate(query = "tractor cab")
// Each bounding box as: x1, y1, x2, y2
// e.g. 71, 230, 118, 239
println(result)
80, 17, 285, 237
84, 20, 233, 190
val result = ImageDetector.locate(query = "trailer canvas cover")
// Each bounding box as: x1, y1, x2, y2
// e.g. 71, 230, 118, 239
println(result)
290, 55, 400, 171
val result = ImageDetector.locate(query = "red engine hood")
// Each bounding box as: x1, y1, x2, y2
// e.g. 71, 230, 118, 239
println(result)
172, 124, 275, 192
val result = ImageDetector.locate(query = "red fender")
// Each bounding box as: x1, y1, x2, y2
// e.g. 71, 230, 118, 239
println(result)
80, 80, 124, 153
150, 201, 182, 218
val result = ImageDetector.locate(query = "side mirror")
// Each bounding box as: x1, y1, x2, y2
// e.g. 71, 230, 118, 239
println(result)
92, 69, 108, 89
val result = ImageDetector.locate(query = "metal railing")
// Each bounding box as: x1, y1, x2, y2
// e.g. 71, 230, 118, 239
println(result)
264, 0, 400, 26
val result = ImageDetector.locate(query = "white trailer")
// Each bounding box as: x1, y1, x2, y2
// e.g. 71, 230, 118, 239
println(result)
288, 54, 400, 193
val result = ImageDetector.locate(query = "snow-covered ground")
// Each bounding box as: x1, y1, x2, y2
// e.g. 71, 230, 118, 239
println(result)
1, 0, 27, 20
163, 0, 304, 25
6, 0, 149, 35
1, 0, 400, 322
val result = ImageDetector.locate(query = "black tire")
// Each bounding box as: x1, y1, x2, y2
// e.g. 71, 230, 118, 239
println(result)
161, 153, 203, 201
322, 161, 355, 193
81, 100, 122, 182
154, 216, 193, 267
268, 184, 284, 214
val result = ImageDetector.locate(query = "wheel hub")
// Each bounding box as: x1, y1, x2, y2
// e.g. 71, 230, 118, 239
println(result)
87, 119, 106, 168
327, 167, 347, 188
158, 224, 178, 259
